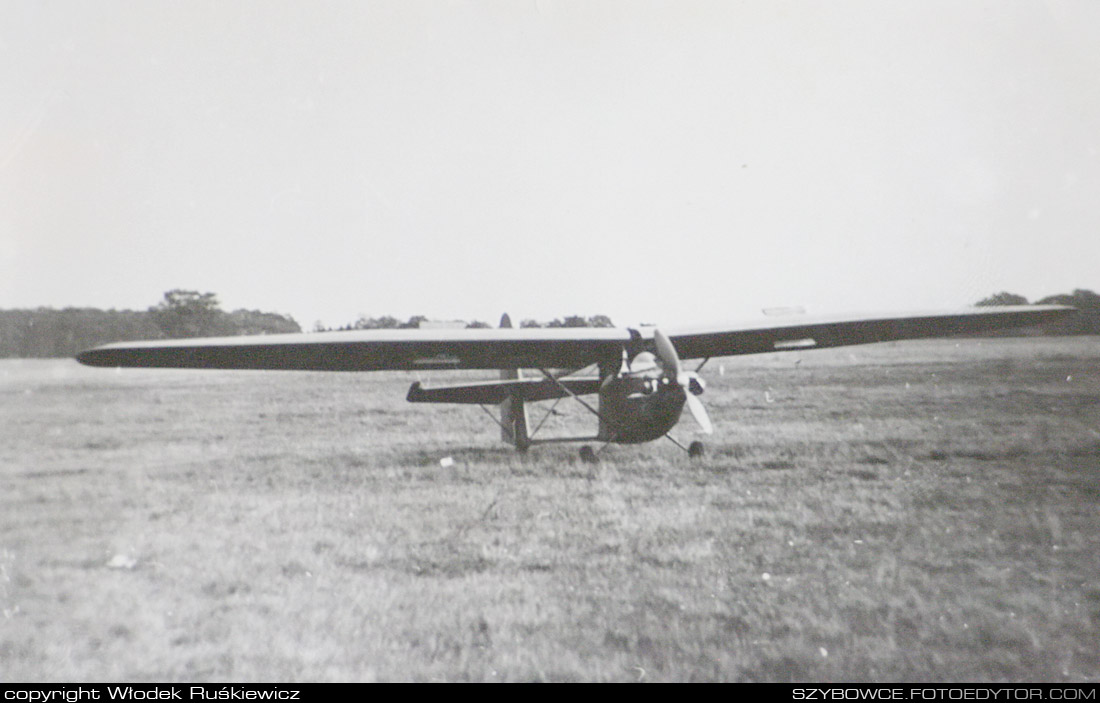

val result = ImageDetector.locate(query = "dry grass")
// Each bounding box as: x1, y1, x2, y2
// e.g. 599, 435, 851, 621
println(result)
1, 337, 1098, 682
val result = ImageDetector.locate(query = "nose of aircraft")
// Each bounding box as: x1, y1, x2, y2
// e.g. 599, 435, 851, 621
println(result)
653, 329, 713, 434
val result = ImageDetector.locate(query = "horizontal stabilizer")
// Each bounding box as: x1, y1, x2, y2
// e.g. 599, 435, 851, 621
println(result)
407, 377, 601, 405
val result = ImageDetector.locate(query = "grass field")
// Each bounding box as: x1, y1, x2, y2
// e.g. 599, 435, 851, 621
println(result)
2, 337, 1098, 682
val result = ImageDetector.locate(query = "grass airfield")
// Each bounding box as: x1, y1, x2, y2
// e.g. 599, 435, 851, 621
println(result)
1, 337, 1098, 682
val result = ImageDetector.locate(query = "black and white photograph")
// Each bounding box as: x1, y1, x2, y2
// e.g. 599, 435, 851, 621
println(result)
2, 0, 1098, 683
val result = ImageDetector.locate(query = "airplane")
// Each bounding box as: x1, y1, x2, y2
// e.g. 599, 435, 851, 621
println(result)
76, 304, 1073, 461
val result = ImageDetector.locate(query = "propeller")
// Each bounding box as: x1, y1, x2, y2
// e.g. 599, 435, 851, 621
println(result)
653, 329, 713, 434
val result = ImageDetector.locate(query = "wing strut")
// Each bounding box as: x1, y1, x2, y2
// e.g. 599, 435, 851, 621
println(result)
536, 367, 618, 441
528, 396, 566, 438
535, 367, 697, 457
476, 402, 529, 451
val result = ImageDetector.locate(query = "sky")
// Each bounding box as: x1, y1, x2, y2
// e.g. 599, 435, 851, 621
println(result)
2, 0, 1099, 330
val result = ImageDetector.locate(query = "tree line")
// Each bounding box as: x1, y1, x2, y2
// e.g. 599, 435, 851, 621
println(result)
0, 290, 300, 359
317, 314, 614, 331
975, 288, 1100, 335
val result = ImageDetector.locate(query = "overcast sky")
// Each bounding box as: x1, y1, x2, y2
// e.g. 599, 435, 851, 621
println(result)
3, 1, 1098, 329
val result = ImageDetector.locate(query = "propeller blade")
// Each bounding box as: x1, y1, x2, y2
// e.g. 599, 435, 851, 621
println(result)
685, 393, 713, 434
657, 328, 712, 433
653, 328, 683, 379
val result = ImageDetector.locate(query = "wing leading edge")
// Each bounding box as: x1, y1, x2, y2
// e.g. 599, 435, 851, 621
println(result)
76, 327, 632, 371
75, 305, 1074, 372
665, 305, 1074, 360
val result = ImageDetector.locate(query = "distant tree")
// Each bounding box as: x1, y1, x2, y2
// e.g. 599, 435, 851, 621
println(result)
146, 290, 299, 339
349, 314, 426, 330
976, 292, 1028, 306
1036, 288, 1100, 309
225, 309, 300, 335
520, 315, 614, 328
0, 306, 160, 357
545, 314, 615, 328
1033, 289, 1100, 335
321, 313, 617, 332
546, 316, 581, 328
353, 315, 401, 330
149, 290, 228, 338
1076, 288, 1100, 308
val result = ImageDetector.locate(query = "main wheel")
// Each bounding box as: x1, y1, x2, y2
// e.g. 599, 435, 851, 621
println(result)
688, 441, 705, 459
579, 445, 599, 464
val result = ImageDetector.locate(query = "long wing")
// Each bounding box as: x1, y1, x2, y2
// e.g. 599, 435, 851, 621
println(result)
665, 305, 1074, 360
76, 327, 631, 371
76, 305, 1074, 372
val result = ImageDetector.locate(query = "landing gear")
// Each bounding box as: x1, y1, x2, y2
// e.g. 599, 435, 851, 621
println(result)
579, 445, 599, 464
688, 441, 706, 459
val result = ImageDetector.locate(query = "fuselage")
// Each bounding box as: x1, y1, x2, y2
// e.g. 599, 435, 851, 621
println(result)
596, 372, 687, 444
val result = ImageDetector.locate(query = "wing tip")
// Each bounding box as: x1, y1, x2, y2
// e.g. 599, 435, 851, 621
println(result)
75, 348, 107, 367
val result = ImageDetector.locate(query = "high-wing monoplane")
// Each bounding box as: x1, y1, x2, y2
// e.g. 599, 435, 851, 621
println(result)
77, 305, 1073, 460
